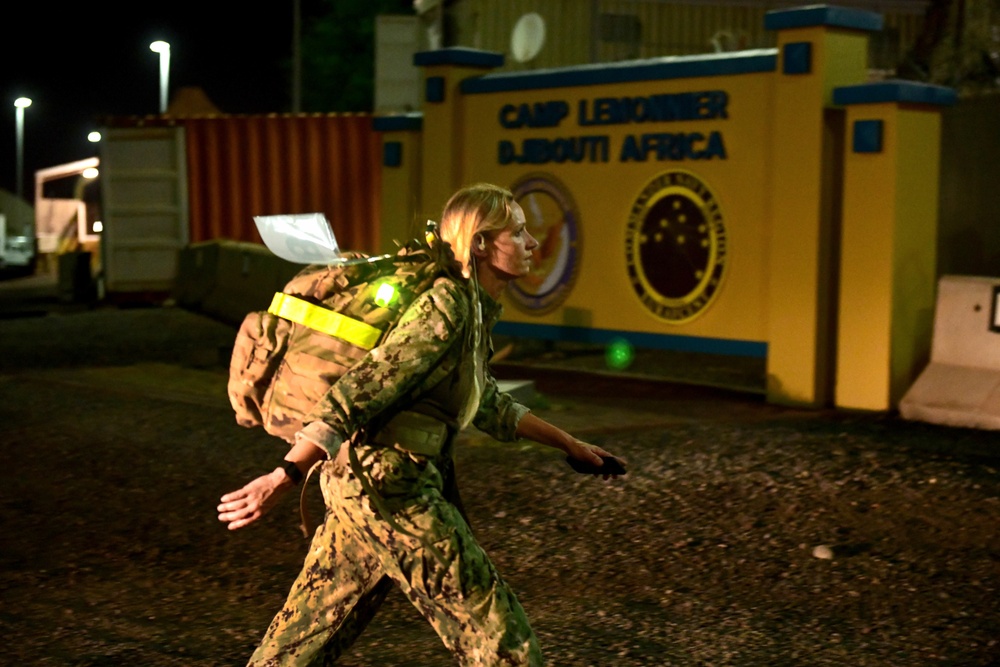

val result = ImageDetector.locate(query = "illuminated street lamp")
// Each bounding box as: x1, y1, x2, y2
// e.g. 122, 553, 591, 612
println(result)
73, 166, 100, 199
14, 96, 32, 199
88, 131, 102, 143
149, 40, 171, 113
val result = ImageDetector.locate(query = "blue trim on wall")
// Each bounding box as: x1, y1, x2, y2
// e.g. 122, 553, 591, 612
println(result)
383, 141, 403, 167
461, 50, 777, 94
764, 5, 884, 32
426, 76, 445, 103
373, 114, 423, 132
782, 42, 812, 75
414, 47, 504, 68
852, 120, 883, 153
493, 321, 768, 358
833, 80, 958, 106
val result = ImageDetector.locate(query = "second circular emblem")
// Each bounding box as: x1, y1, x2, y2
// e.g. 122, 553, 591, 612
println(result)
625, 169, 728, 324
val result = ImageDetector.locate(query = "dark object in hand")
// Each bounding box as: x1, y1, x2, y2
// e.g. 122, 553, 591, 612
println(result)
567, 455, 627, 476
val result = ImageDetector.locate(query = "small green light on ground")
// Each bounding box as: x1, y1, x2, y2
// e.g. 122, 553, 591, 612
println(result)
374, 282, 397, 308
606, 337, 635, 370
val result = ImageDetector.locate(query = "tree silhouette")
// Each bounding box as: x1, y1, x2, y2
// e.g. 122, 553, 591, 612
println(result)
896, 0, 1000, 94
298, 0, 415, 112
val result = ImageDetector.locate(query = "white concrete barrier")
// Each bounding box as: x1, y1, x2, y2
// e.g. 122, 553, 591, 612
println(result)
899, 275, 1000, 430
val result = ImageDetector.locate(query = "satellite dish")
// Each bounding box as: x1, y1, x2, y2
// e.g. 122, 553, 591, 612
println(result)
510, 12, 546, 63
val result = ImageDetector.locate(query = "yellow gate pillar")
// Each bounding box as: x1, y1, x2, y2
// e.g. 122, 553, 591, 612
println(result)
763, 6, 882, 406
374, 114, 424, 253
833, 81, 957, 411
413, 47, 503, 218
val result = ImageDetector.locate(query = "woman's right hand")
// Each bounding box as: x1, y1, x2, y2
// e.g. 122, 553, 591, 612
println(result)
217, 468, 295, 531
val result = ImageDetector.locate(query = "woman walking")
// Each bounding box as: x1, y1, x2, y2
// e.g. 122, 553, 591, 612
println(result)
218, 182, 626, 666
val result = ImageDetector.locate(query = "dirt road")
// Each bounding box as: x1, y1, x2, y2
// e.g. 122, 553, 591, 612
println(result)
1, 298, 998, 666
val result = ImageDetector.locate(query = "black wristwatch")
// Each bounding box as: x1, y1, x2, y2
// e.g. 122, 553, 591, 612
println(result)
281, 460, 304, 485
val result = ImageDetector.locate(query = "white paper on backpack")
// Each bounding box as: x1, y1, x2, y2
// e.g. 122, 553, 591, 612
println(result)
253, 212, 342, 264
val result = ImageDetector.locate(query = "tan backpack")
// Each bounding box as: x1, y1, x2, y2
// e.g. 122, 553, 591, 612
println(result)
228, 234, 459, 443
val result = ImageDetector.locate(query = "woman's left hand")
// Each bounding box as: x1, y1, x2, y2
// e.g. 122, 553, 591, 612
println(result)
565, 439, 628, 480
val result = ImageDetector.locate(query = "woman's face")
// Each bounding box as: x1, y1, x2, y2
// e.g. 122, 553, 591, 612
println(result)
485, 201, 538, 279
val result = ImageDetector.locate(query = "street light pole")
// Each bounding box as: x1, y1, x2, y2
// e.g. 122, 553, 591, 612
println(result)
292, 0, 301, 113
14, 97, 32, 200
149, 41, 171, 113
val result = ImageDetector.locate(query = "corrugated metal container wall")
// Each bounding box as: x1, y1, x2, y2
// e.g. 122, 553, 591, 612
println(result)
184, 114, 382, 253
464, 0, 928, 72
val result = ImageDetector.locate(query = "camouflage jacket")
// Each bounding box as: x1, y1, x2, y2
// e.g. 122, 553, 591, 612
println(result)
296, 276, 529, 457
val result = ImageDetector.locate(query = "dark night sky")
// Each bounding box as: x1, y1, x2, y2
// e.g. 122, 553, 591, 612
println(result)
0, 3, 299, 197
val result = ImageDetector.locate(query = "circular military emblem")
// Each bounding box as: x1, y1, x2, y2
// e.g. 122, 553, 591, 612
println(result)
508, 173, 581, 314
625, 169, 727, 324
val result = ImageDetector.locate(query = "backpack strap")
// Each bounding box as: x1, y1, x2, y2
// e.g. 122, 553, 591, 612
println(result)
345, 429, 451, 577
296, 458, 326, 538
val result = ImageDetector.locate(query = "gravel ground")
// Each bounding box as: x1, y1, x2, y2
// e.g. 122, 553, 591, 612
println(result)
1, 294, 999, 666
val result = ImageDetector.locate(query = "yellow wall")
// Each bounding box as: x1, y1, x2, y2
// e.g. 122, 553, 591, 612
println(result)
837, 103, 899, 408
418, 63, 495, 216
382, 5, 955, 410
764, 25, 871, 405
891, 108, 940, 405
766, 27, 829, 405
457, 73, 774, 344
379, 128, 424, 252
837, 101, 943, 410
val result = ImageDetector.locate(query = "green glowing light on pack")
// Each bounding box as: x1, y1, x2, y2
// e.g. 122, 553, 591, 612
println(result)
605, 337, 635, 370
373, 282, 397, 308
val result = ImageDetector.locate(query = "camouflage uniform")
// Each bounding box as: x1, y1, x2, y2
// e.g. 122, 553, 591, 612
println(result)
247, 277, 543, 666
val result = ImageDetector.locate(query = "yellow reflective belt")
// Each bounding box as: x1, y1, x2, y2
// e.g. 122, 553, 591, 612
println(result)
268, 292, 381, 350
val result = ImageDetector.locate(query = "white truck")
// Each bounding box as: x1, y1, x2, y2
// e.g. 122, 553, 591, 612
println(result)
0, 212, 36, 276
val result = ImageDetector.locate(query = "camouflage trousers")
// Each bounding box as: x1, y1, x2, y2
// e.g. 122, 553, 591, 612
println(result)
247, 446, 543, 666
